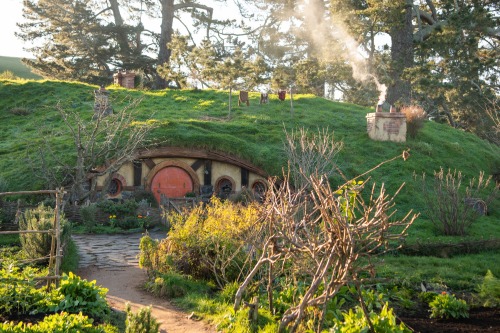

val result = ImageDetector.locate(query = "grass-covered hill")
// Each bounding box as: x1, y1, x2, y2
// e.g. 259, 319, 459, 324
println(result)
1, 79, 499, 244
0, 56, 42, 80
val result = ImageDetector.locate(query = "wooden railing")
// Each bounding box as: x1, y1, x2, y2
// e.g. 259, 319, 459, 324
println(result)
0, 188, 66, 287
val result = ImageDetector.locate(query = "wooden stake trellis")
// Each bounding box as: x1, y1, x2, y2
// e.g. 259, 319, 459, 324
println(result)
0, 188, 66, 287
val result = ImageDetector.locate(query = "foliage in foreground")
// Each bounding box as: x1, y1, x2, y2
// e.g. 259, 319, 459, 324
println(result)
478, 270, 500, 307
428, 292, 469, 319
51, 272, 110, 319
234, 168, 417, 332
0, 263, 55, 316
124, 303, 160, 333
139, 197, 260, 288
0, 312, 118, 333
331, 303, 411, 333
0, 265, 112, 330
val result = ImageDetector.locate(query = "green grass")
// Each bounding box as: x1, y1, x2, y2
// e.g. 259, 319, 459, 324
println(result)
1, 79, 500, 312
0, 233, 19, 247
0, 79, 498, 239
375, 251, 500, 291
60, 238, 79, 274
0, 56, 42, 80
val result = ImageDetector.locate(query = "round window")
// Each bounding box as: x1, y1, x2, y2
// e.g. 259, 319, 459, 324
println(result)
252, 180, 267, 200
108, 178, 122, 196
216, 178, 233, 199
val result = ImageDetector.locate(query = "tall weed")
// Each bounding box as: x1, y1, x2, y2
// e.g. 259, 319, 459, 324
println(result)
420, 169, 498, 235
401, 105, 427, 139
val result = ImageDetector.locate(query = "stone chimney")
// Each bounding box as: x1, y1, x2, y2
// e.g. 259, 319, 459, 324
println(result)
113, 70, 135, 89
366, 104, 406, 142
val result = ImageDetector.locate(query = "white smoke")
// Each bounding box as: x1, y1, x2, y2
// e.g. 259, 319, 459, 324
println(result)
300, 0, 387, 103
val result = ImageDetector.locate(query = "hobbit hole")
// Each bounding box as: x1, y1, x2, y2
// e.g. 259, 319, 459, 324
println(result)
93, 147, 268, 205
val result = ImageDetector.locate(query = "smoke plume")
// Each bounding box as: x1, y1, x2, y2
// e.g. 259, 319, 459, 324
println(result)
300, 0, 387, 103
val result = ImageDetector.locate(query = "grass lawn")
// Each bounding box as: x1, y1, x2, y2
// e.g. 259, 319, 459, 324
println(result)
0, 79, 499, 332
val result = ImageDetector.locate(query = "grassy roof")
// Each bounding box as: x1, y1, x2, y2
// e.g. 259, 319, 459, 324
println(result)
1, 79, 499, 243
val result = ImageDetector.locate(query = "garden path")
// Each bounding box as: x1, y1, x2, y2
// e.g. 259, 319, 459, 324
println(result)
72, 232, 215, 333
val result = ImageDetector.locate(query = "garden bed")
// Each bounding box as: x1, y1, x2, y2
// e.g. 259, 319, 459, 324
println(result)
400, 307, 500, 332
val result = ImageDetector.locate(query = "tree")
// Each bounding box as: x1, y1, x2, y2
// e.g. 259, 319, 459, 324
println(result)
408, 0, 500, 134
18, 0, 119, 84
17, 0, 235, 88
29, 97, 158, 204
191, 41, 269, 114
326, 0, 499, 135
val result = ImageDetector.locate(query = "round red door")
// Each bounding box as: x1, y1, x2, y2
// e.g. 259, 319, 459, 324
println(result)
151, 166, 193, 203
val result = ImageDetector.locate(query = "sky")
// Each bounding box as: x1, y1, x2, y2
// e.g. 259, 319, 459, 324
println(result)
0, 0, 241, 59
1, 0, 30, 58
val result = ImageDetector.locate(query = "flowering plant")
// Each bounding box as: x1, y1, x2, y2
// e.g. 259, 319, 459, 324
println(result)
429, 292, 469, 319
109, 215, 117, 228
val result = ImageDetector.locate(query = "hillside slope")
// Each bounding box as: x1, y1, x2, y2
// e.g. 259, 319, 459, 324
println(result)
0, 56, 42, 80
1, 79, 499, 238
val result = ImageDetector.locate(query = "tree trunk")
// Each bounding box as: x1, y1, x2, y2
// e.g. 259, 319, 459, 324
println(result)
156, 0, 175, 89
386, 1, 414, 106
108, 0, 131, 59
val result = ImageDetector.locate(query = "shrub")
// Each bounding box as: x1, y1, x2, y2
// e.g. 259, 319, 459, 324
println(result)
125, 303, 160, 333
138, 235, 160, 273
133, 190, 158, 208
80, 204, 98, 232
116, 216, 140, 230
0, 70, 18, 80
401, 105, 427, 139
51, 272, 110, 318
97, 200, 138, 217
331, 302, 411, 333
218, 281, 240, 303
144, 271, 210, 299
158, 197, 260, 288
421, 168, 498, 236
478, 270, 500, 307
19, 204, 69, 262
429, 292, 469, 319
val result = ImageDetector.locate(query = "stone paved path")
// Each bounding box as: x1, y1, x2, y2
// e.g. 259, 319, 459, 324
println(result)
73, 231, 165, 270
72, 231, 214, 333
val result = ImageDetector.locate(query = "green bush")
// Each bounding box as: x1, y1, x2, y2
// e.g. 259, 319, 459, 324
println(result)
0, 312, 119, 333
331, 302, 411, 333
133, 190, 158, 208
125, 303, 160, 333
157, 197, 259, 287
97, 200, 138, 217
19, 204, 69, 261
116, 216, 141, 230
429, 292, 469, 319
218, 281, 240, 303
478, 270, 500, 307
80, 204, 98, 232
144, 271, 210, 299
138, 235, 160, 273
51, 272, 110, 319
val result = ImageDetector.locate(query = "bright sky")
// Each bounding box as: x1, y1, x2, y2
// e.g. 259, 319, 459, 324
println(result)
1, 0, 30, 58
0, 0, 242, 59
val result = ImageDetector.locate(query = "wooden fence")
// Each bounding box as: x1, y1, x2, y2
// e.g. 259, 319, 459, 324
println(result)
0, 188, 66, 287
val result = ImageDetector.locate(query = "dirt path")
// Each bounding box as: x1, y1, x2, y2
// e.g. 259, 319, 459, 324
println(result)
73, 232, 215, 333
